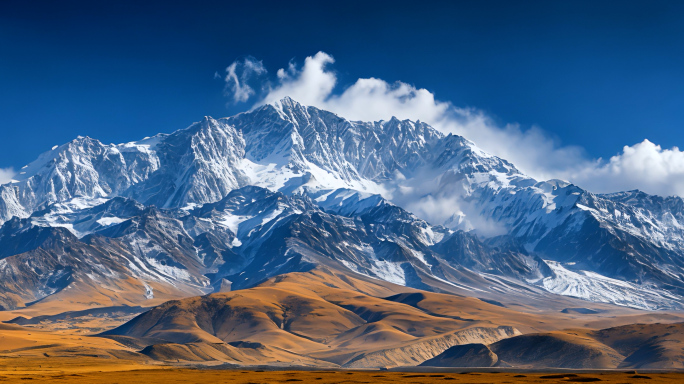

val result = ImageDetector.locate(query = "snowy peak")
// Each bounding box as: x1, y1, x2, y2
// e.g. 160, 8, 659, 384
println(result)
228, 99, 449, 185
121, 116, 249, 209
0, 135, 159, 223
0, 97, 482, 225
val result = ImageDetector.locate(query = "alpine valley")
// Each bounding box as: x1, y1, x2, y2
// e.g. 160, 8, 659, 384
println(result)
1, 98, 684, 370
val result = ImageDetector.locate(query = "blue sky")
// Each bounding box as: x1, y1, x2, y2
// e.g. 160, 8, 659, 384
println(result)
2, 1, 684, 195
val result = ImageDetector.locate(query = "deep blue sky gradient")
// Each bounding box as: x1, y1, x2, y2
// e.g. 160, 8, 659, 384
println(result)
2, 1, 684, 169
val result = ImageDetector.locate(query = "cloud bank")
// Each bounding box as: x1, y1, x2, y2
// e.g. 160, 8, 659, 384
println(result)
222, 51, 684, 199
0, 168, 15, 185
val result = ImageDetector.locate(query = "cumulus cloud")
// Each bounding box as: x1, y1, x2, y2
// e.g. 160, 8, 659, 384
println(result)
222, 51, 684, 198
0, 168, 16, 185
220, 57, 267, 103
568, 140, 684, 197
260, 52, 337, 107
256, 52, 452, 124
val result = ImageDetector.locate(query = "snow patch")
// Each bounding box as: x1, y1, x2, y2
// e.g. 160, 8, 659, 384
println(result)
541, 260, 681, 310
96, 216, 127, 227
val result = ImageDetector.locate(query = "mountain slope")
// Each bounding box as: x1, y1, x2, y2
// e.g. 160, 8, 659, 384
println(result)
0, 185, 574, 310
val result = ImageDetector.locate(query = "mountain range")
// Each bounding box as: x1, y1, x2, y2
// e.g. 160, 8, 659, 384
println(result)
1, 97, 684, 369
1, 97, 683, 312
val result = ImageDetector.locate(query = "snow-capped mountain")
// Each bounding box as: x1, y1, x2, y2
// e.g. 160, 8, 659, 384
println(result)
1, 97, 683, 310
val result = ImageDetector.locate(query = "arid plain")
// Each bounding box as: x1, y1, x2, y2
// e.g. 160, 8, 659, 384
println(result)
1, 367, 684, 384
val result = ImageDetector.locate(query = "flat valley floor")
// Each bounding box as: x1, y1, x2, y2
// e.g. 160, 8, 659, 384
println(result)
0, 358, 682, 384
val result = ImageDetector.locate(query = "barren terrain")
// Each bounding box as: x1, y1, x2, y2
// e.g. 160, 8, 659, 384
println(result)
2, 268, 684, 375
0, 364, 683, 384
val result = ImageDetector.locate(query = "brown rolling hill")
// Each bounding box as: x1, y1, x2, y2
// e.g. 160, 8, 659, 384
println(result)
491, 332, 625, 369
590, 322, 684, 368
420, 323, 684, 369
2, 266, 684, 369
103, 267, 520, 367
419, 343, 500, 367
421, 333, 625, 369
98, 266, 684, 368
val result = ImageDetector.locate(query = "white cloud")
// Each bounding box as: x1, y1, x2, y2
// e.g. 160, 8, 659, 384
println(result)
256, 52, 452, 124
221, 57, 267, 103
568, 140, 684, 197
260, 52, 337, 107
223, 51, 684, 198
404, 194, 508, 237
0, 168, 16, 185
